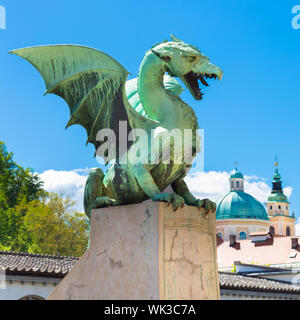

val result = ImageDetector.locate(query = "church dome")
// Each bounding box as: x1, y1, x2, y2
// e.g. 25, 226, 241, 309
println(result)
230, 171, 244, 179
216, 191, 269, 221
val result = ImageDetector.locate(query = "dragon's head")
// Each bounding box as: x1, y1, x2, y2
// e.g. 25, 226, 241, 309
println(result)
151, 35, 223, 100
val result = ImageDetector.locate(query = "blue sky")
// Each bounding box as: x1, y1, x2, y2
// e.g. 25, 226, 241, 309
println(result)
0, 1, 300, 217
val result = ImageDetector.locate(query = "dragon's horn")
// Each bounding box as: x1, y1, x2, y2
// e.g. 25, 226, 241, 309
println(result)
170, 34, 183, 43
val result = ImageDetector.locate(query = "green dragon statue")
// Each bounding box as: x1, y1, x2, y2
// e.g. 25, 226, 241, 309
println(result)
11, 35, 223, 218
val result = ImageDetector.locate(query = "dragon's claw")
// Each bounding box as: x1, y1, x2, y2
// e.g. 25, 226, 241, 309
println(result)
92, 197, 117, 209
152, 193, 185, 212
194, 199, 216, 218
152, 192, 172, 204
170, 193, 185, 212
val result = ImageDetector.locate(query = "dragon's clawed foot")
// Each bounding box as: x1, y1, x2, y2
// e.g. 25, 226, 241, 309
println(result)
152, 192, 185, 212
92, 196, 117, 209
194, 199, 216, 218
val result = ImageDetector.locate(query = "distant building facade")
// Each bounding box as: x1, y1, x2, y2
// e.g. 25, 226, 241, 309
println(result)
215, 164, 296, 241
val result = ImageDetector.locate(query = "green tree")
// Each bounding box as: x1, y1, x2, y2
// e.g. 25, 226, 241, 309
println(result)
0, 141, 46, 208
0, 141, 46, 250
22, 193, 89, 256
0, 142, 89, 256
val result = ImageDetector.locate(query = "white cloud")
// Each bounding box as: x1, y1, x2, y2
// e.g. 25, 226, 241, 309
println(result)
39, 169, 88, 212
38, 169, 293, 215
283, 186, 293, 199
244, 176, 271, 204
185, 170, 293, 206
184, 171, 230, 202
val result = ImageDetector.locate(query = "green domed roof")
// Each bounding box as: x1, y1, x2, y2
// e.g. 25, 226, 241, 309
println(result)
216, 191, 269, 221
267, 193, 288, 202
230, 171, 244, 179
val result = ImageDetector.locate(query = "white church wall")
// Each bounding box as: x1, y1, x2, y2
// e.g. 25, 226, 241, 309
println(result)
0, 275, 60, 300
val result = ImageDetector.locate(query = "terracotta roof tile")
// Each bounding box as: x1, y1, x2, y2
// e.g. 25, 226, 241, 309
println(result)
217, 236, 300, 268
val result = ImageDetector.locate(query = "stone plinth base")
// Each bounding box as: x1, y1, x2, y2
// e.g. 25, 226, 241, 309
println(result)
48, 200, 220, 300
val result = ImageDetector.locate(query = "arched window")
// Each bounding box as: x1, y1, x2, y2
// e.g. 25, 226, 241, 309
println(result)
286, 226, 291, 236
217, 232, 223, 239
270, 205, 273, 210
239, 231, 247, 240
269, 226, 275, 236
278, 205, 281, 210
19, 295, 44, 300
236, 181, 239, 188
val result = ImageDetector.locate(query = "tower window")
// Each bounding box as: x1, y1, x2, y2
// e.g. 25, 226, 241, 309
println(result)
239, 232, 247, 240
236, 181, 239, 188
278, 205, 281, 210
286, 206, 288, 210
270, 206, 272, 210
286, 226, 291, 236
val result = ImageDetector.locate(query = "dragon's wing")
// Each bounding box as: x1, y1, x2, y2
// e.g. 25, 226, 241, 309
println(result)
126, 75, 184, 117
11, 45, 157, 162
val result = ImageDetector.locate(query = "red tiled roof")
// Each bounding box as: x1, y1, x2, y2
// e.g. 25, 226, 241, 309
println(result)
217, 236, 300, 268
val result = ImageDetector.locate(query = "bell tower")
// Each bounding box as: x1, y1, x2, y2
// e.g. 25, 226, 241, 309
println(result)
230, 163, 244, 192
267, 158, 296, 236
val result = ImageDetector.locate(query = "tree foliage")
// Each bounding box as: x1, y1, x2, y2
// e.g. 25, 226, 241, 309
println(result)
0, 142, 46, 208
21, 194, 89, 256
0, 141, 88, 256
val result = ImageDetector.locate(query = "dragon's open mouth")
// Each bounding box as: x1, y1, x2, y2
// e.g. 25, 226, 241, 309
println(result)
183, 71, 218, 100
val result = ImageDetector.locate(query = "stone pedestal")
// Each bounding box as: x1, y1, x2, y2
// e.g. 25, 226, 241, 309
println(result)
48, 200, 220, 300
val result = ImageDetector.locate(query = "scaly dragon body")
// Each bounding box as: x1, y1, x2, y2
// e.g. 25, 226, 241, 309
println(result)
11, 35, 223, 218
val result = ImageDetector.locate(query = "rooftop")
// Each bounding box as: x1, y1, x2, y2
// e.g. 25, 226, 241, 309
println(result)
230, 170, 244, 179
0, 251, 79, 278
219, 272, 300, 294
216, 191, 269, 221
0, 250, 299, 296
217, 236, 300, 268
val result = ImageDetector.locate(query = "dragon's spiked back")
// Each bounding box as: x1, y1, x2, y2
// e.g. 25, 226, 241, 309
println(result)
10, 45, 134, 160
151, 35, 223, 100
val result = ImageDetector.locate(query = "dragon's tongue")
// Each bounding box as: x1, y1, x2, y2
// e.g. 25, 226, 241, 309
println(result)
199, 75, 209, 87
